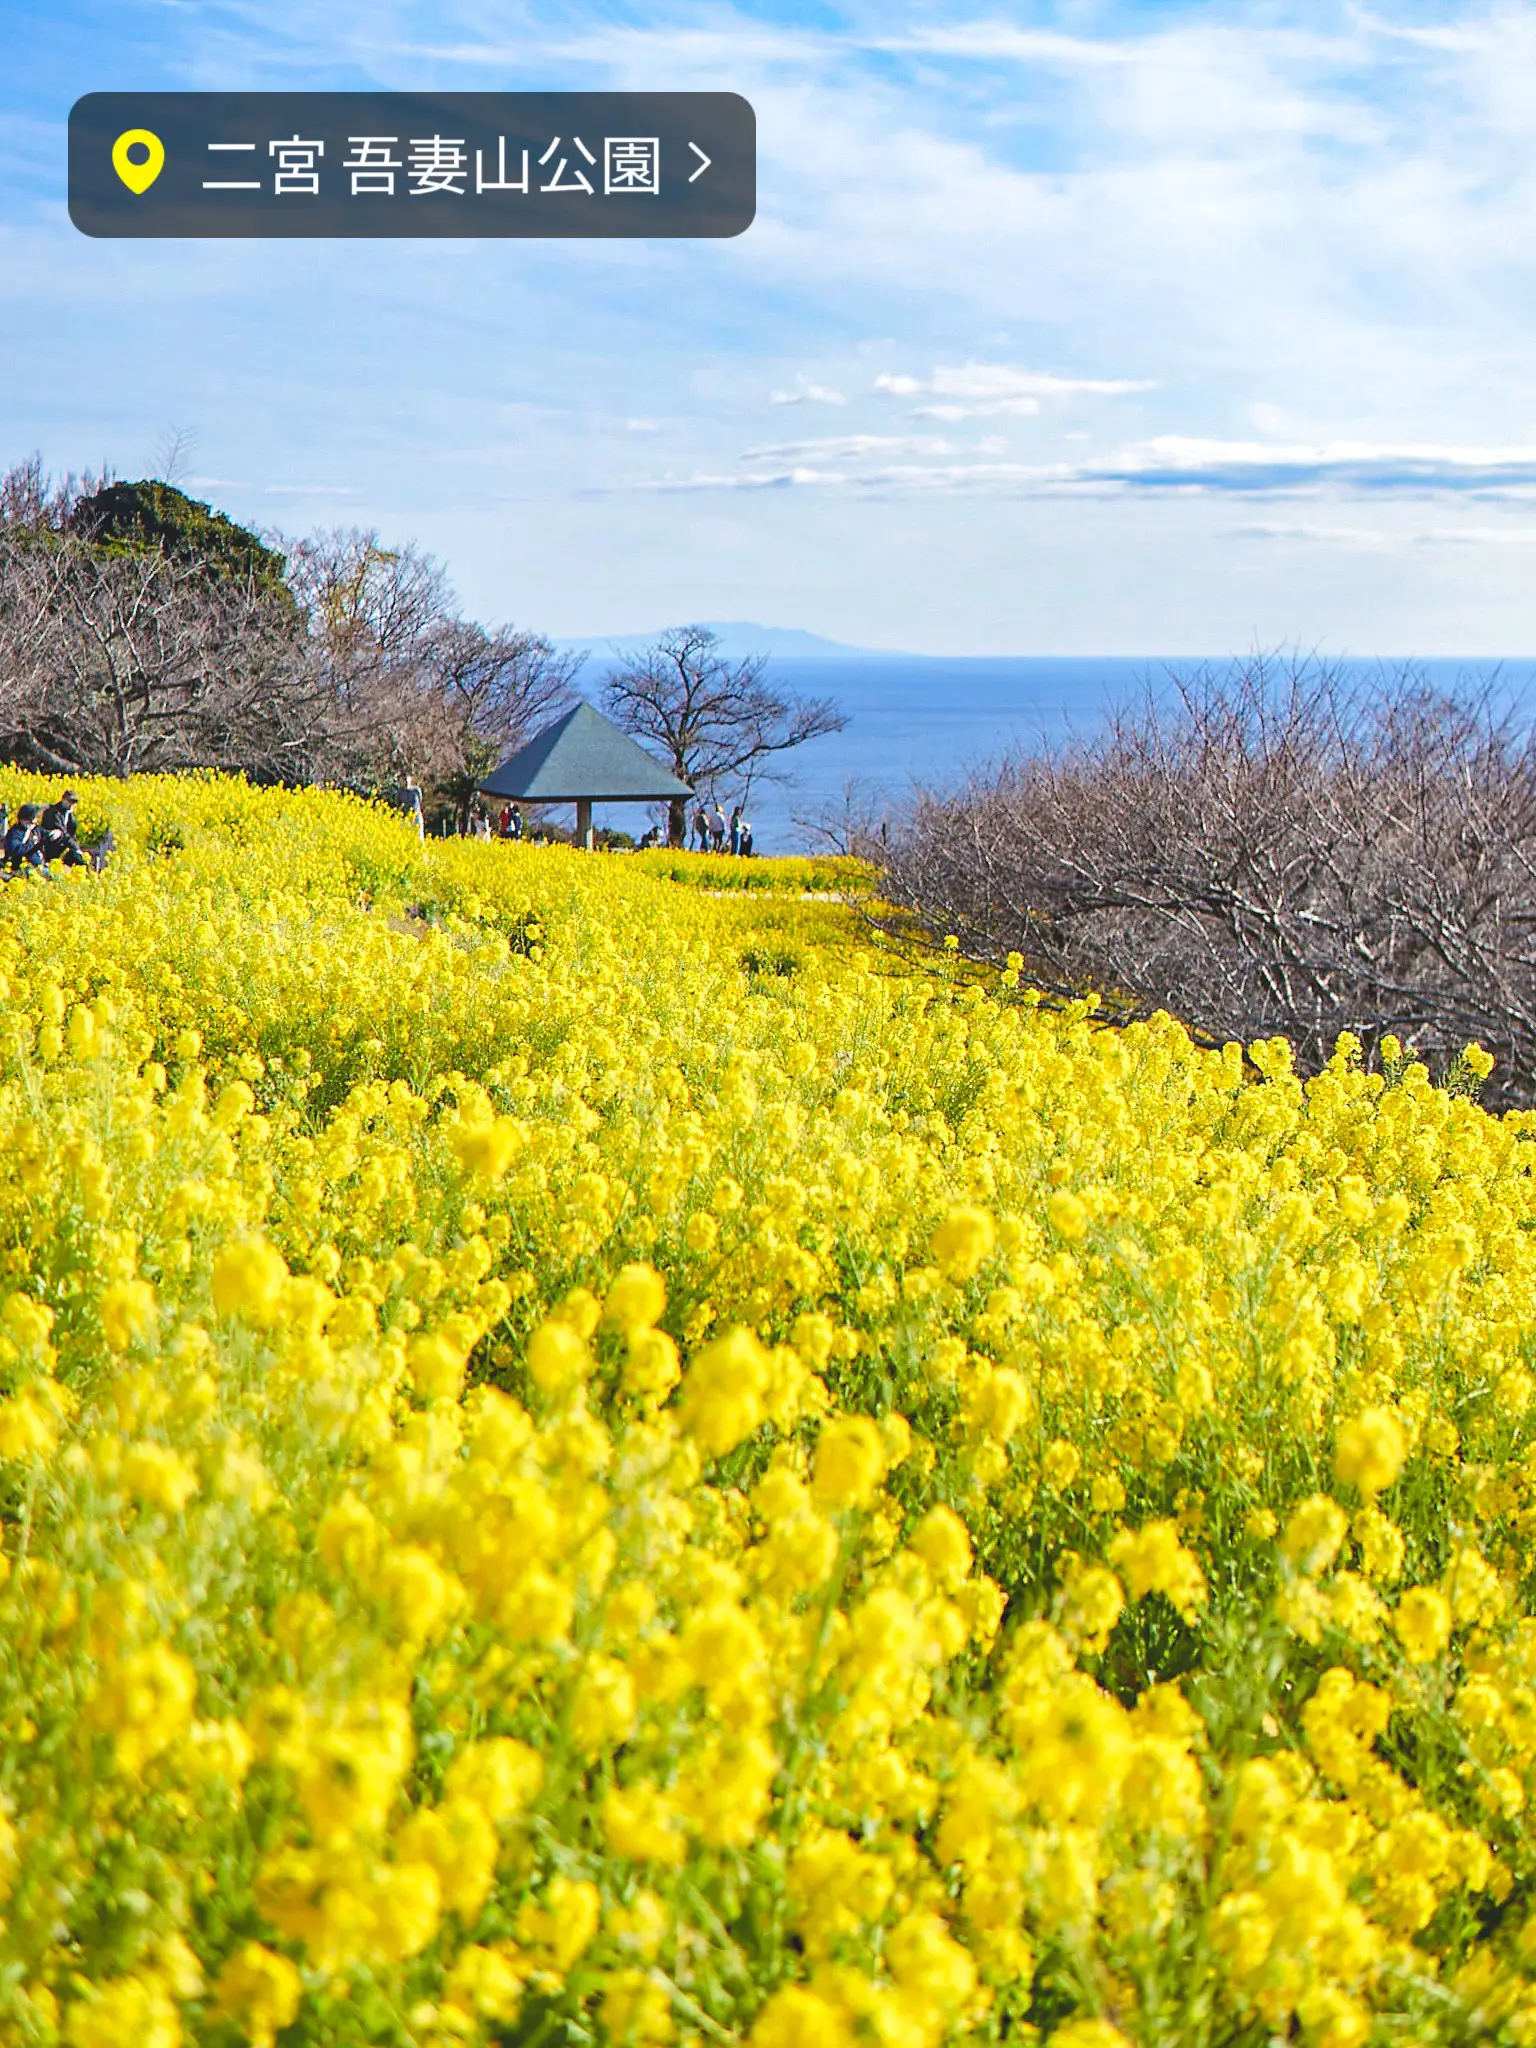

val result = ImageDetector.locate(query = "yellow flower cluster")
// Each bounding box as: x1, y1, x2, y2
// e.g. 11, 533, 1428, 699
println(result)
0, 772, 1533, 2046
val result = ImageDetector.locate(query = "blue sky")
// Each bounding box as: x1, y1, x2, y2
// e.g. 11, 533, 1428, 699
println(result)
9, 0, 1536, 652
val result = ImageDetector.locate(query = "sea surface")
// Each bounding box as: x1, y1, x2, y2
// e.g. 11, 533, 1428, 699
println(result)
571, 654, 1536, 855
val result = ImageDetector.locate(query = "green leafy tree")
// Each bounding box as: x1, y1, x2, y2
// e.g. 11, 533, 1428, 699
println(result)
69, 479, 293, 606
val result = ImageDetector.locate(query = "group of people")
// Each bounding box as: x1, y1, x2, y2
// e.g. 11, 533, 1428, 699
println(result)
439, 795, 757, 853
692, 801, 755, 856
2, 791, 95, 875
453, 801, 526, 841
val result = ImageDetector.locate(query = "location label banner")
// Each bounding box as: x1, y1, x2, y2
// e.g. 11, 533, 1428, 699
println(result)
69, 92, 755, 238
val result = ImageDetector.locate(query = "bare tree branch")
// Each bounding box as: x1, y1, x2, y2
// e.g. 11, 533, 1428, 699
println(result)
601, 624, 847, 844
873, 656, 1536, 1104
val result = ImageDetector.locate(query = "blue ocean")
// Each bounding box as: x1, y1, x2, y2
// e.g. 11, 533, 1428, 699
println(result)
574, 655, 1536, 855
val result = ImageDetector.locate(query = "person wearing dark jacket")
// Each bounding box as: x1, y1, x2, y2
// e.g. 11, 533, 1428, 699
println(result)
4, 806, 44, 873
39, 791, 86, 868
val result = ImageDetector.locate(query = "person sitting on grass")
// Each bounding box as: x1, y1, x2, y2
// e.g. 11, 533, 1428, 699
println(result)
39, 790, 87, 868
4, 805, 44, 874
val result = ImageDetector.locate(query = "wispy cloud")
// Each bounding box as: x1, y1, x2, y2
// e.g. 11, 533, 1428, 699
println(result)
869, 25, 1138, 69
1081, 438, 1536, 497
874, 364, 1155, 421
1232, 519, 1536, 550
743, 433, 957, 461
633, 435, 1536, 502
257, 482, 361, 498
16, 0, 1536, 654
769, 382, 846, 406
1420, 525, 1536, 545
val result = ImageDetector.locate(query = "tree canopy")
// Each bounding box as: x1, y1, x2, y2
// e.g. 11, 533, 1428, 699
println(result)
68, 479, 293, 601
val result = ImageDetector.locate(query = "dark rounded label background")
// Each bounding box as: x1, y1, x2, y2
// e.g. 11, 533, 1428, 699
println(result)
69, 92, 755, 238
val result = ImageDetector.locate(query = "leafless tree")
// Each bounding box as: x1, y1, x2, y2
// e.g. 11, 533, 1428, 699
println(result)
0, 455, 110, 536
602, 624, 847, 845
875, 656, 1536, 1104
0, 466, 578, 803
285, 529, 450, 713
796, 776, 893, 858
425, 618, 581, 766
0, 532, 334, 780
149, 427, 198, 489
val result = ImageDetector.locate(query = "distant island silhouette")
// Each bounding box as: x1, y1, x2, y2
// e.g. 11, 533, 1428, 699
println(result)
557, 621, 908, 661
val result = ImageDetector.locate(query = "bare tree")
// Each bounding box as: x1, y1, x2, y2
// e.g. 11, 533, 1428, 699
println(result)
602, 624, 847, 845
286, 529, 449, 702
0, 465, 580, 804
0, 455, 111, 536
282, 530, 581, 798
876, 656, 1536, 1104
796, 776, 892, 858
0, 533, 333, 780
426, 618, 581, 764
149, 427, 198, 489
281, 528, 461, 780
420, 618, 582, 824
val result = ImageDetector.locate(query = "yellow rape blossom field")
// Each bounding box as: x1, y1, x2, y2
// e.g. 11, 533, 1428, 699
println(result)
1, 773, 1535, 2048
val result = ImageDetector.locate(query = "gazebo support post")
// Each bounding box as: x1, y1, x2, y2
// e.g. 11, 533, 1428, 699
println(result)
576, 798, 594, 851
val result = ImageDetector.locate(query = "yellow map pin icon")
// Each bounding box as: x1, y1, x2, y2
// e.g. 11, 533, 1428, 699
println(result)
112, 129, 165, 195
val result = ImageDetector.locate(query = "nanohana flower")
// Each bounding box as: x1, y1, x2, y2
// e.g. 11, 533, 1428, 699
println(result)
213, 1945, 302, 2048
1396, 1586, 1454, 1664
0, 772, 1527, 2048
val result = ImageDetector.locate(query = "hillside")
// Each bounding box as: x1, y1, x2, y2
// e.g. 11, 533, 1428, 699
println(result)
0, 772, 1528, 2048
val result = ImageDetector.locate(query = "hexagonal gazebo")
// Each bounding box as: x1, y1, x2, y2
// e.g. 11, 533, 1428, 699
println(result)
478, 702, 692, 849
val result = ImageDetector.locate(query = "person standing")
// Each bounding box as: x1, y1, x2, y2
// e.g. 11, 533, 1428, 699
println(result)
510, 803, 524, 841
710, 803, 727, 853
693, 802, 709, 852
729, 806, 742, 856
498, 803, 512, 839
740, 817, 754, 857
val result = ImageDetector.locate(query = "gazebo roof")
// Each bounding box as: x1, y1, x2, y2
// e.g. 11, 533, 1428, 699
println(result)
478, 702, 692, 803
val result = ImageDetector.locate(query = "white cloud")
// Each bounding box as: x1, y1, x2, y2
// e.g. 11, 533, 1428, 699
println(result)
1089, 437, 1536, 495
24, 0, 1536, 655
768, 383, 846, 406
875, 364, 1154, 420
642, 466, 852, 491
257, 482, 360, 498
1418, 525, 1536, 545
1231, 518, 1536, 550
743, 433, 956, 461
870, 26, 1138, 69
1228, 521, 1400, 550
632, 433, 1536, 502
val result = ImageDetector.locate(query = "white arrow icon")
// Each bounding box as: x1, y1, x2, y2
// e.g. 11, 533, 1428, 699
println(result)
688, 142, 711, 183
